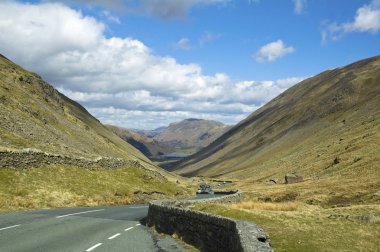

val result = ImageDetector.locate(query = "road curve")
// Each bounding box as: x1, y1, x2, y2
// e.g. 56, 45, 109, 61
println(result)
0, 205, 161, 252
0, 194, 219, 252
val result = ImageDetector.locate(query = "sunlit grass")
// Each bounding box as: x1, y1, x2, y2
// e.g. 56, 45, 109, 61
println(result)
0, 165, 190, 212
195, 202, 380, 252
230, 201, 299, 211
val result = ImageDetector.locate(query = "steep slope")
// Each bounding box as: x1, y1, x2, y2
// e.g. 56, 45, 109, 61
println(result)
0, 54, 190, 211
173, 56, 380, 181
154, 118, 232, 150
106, 125, 175, 158
0, 54, 147, 162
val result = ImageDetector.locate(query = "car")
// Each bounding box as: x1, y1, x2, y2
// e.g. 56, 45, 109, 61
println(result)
196, 184, 214, 194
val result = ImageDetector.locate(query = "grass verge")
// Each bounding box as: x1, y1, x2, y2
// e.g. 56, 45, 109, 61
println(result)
0, 165, 190, 212
195, 202, 380, 252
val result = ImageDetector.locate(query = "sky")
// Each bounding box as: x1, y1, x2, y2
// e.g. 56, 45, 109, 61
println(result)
0, 0, 379, 129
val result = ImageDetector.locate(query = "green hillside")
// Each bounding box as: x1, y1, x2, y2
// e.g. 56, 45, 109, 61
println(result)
0, 54, 189, 211
174, 56, 380, 184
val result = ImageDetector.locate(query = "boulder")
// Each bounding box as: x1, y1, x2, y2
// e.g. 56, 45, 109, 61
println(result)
285, 173, 303, 184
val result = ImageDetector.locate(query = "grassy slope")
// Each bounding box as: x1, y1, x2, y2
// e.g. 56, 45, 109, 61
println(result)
0, 54, 146, 161
195, 202, 380, 252
174, 56, 380, 183
179, 56, 380, 252
0, 54, 190, 211
0, 165, 187, 212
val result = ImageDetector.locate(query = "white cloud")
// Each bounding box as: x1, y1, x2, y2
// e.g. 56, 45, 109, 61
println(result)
173, 37, 192, 50
293, 0, 306, 15
0, 1, 303, 129
255, 40, 295, 63
322, 0, 380, 44
101, 10, 121, 23
173, 32, 221, 51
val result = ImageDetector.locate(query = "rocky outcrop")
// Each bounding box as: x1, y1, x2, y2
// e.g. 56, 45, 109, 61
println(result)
147, 191, 273, 252
328, 214, 377, 223
285, 173, 303, 184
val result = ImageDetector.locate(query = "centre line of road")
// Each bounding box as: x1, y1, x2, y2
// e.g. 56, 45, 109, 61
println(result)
135, 223, 141, 226
86, 243, 102, 252
129, 206, 148, 209
56, 209, 105, 218
0, 224, 20, 232
108, 233, 121, 240
125, 227, 133, 231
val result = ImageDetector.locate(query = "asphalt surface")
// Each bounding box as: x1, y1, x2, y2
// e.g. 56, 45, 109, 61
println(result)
0, 194, 218, 252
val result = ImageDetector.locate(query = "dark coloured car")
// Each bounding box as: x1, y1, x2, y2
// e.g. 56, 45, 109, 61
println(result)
196, 184, 214, 194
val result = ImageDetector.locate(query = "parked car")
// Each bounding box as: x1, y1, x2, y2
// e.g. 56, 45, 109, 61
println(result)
196, 184, 214, 194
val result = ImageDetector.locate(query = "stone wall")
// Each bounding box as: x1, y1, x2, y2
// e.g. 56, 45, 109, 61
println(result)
0, 149, 165, 179
147, 192, 273, 252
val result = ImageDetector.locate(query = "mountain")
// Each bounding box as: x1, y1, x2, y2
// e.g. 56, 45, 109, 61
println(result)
106, 125, 175, 158
0, 54, 148, 162
0, 54, 189, 211
109, 119, 231, 160
154, 118, 232, 150
172, 56, 380, 181
134, 127, 167, 138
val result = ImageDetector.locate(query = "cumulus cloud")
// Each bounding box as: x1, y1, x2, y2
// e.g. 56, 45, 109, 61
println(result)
293, 0, 306, 15
0, 1, 303, 129
255, 40, 295, 63
322, 0, 380, 44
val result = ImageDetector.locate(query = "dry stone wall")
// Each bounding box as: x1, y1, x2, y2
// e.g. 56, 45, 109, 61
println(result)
0, 149, 164, 179
147, 191, 273, 252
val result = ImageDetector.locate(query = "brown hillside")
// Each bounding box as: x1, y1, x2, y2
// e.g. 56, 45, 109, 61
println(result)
154, 118, 231, 151
106, 125, 175, 158
173, 56, 380, 182
0, 54, 148, 162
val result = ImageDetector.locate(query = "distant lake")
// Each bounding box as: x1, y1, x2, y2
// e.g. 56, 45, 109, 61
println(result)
159, 153, 189, 159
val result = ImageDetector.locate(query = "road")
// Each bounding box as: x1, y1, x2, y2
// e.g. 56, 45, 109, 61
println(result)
0, 194, 218, 252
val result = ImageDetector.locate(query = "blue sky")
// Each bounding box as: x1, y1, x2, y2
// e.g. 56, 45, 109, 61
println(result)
1, 0, 379, 129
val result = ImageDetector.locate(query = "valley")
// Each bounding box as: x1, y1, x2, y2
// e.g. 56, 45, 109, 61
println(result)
1, 1, 379, 251
1, 52, 379, 252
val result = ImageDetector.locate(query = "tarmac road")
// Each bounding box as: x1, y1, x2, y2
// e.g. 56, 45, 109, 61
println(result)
0, 194, 219, 252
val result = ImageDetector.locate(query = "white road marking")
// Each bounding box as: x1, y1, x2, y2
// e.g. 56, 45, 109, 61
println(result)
56, 209, 104, 218
125, 227, 133, 231
129, 206, 148, 209
108, 233, 121, 240
0, 224, 20, 231
86, 243, 102, 251
135, 223, 141, 226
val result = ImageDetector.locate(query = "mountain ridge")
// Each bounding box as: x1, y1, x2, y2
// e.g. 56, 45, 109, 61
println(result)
171, 55, 380, 181
108, 118, 232, 159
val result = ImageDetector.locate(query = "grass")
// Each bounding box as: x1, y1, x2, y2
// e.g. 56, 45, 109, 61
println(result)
230, 201, 299, 211
174, 56, 380, 181
195, 202, 380, 252
0, 165, 191, 212
192, 173, 380, 252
